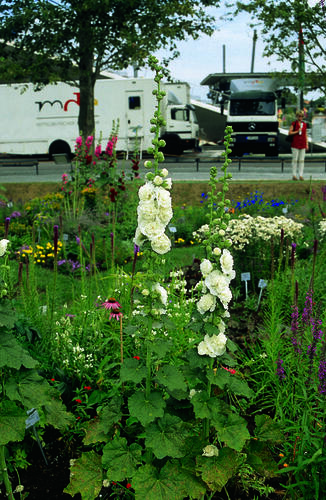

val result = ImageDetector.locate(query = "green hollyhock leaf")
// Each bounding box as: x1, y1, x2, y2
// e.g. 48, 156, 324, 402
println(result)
149, 338, 172, 358
120, 358, 147, 384
191, 392, 227, 420
155, 365, 187, 394
0, 302, 16, 328
102, 437, 142, 481
197, 447, 244, 492
0, 401, 26, 445
64, 451, 102, 500
207, 368, 253, 398
0, 331, 38, 369
254, 414, 283, 443
211, 411, 250, 451
247, 440, 279, 478
83, 396, 122, 445
43, 399, 74, 430
128, 391, 165, 426
5, 371, 52, 408
145, 414, 189, 459
133, 461, 204, 500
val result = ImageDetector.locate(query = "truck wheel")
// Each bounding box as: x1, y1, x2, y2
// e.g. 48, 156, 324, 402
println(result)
49, 140, 71, 159
161, 135, 183, 156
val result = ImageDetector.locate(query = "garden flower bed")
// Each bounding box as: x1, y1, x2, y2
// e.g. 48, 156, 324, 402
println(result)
1, 58, 326, 500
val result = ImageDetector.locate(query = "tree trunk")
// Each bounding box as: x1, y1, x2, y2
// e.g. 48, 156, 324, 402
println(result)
78, 15, 96, 140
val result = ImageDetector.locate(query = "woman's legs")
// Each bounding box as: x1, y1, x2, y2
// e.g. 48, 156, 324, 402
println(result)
297, 148, 306, 178
292, 148, 299, 178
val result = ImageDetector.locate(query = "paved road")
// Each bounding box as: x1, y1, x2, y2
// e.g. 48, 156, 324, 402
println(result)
0, 150, 325, 183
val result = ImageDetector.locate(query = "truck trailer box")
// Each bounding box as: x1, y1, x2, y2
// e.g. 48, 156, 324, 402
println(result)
0, 78, 199, 157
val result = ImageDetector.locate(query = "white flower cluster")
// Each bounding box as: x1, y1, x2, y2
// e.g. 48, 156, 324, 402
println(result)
195, 249, 235, 358
198, 331, 227, 357
0, 239, 9, 257
193, 215, 304, 251
197, 250, 235, 313
318, 219, 326, 240
134, 170, 173, 254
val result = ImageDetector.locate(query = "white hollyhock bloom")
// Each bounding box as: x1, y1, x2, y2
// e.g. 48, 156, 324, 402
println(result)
197, 293, 216, 315
161, 168, 169, 177
155, 187, 172, 209
217, 287, 232, 309
220, 249, 234, 275
200, 259, 213, 277
202, 445, 219, 457
139, 219, 165, 239
205, 270, 230, 296
152, 283, 168, 306
137, 201, 159, 221
218, 319, 226, 335
197, 332, 227, 357
151, 233, 171, 254
138, 182, 155, 202
159, 208, 173, 225
153, 175, 163, 186
165, 178, 172, 189
0, 239, 9, 257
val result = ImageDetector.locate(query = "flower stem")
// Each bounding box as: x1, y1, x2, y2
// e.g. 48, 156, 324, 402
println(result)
0, 445, 13, 500
146, 339, 152, 399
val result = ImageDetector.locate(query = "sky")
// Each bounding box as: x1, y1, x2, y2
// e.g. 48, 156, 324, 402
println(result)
120, 5, 321, 103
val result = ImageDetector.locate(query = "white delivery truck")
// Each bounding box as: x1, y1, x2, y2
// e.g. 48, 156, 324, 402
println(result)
0, 78, 199, 157
226, 78, 279, 157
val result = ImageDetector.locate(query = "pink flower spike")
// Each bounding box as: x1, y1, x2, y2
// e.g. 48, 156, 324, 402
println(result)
76, 136, 82, 147
101, 298, 121, 310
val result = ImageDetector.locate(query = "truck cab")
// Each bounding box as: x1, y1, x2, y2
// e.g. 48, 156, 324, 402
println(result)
162, 103, 199, 155
226, 80, 279, 157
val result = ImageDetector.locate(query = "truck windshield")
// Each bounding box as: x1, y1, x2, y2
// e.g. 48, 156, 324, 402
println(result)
230, 99, 275, 116
171, 108, 189, 121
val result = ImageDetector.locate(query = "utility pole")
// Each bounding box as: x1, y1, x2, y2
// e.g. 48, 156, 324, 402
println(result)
298, 26, 305, 110
250, 30, 258, 73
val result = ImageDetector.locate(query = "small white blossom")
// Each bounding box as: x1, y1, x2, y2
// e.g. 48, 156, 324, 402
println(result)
202, 445, 219, 457
0, 239, 9, 257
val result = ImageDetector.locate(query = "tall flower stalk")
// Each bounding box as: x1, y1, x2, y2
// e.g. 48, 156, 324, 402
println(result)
132, 56, 172, 397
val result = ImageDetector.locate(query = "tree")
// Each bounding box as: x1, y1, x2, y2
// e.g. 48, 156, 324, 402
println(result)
0, 0, 221, 138
227, 0, 326, 95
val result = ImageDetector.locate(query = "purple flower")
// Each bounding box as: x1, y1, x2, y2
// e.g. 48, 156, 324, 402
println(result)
322, 185, 326, 202
302, 289, 313, 327
53, 225, 59, 256
276, 357, 285, 381
10, 211, 21, 218
318, 357, 326, 394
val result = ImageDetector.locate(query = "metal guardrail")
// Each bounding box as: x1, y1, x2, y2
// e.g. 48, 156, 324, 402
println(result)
163, 153, 326, 173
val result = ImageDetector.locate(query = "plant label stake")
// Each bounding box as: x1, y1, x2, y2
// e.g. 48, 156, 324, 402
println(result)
63, 233, 69, 241
25, 409, 48, 466
241, 272, 251, 299
257, 279, 268, 309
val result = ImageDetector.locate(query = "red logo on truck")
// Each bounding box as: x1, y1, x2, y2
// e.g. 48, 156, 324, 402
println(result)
35, 92, 80, 112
